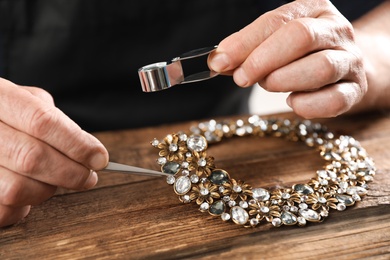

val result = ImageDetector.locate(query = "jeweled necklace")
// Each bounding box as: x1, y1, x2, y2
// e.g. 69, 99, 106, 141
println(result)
151, 115, 375, 228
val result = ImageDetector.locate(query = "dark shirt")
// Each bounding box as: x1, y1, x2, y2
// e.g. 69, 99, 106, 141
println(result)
0, 0, 385, 132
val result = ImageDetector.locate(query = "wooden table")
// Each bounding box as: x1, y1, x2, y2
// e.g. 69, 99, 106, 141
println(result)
1, 111, 389, 259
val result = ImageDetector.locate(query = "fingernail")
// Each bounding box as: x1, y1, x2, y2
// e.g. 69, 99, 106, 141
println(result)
286, 95, 292, 108
209, 53, 230, 72
234, 68, 249, 87
84, 170, 98, 189
89, 152, 108, 170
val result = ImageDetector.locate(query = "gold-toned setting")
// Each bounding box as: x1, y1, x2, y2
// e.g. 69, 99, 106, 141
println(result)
151, 116, 376, 228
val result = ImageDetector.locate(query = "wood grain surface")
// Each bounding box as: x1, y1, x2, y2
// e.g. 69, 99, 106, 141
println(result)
1, 111, 389, 260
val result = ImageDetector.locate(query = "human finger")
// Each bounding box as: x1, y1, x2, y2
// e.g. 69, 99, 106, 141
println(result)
0, 205, 30, 228
0, 78, 108, 171
0, 120, 98, 190
20, 86, 55, 105
0, 166, 57, 207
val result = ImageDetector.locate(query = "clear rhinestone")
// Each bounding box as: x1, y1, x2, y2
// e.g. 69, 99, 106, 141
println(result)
250, 218, 259, 226
281, 211, 297, 225
166, 175, 175, 185
178, 133, 187, 141
299, 209, 321, 222
185, 152, 192, 158
293, 184, 314, 195
352, 194, 361, 201
174, 176, 192, 195
182, 195, 191, 203
336, 203, 346, 211
297, 216, 306, 225
239, 201, 248, 208
190, 174, 199, 183
233, 185, 242, 193
200, 188, 209, 196
187, 135, 207, 152
151, 138, 159, 147
336, 194, 355, 206
199, 202, 209, 211
181, 170, 189, 176
299, 203, 308, 209
320, 210, 329, 217
228, 200, 236, 207
169, 143, 178, 152
223, 196, 231, 202
290, 206, 298, 212
318, 196, 327, 204
272, 218, 282, 227
198, 158, 207, 167
252, 188, 270, 201
347, 186, 367, 196
219, 186, 225, 193
281, 193, 291, 199
260, 206, 269, 213
221, 213, 231, 221
157, 157, 167, 165
320, 179, 328, 186
231, 206, 249, 225
283, 205, 290, 211
181, 162, 189, 169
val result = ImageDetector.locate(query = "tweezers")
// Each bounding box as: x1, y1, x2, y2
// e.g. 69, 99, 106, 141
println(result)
101, 162, 170, 177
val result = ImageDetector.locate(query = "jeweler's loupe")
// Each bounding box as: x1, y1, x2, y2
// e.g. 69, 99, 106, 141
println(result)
138, 45, 219, 92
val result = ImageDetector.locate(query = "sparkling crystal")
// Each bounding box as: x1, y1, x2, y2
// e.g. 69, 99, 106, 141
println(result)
281, 211, 298, 225
200, 188, 209, 196
166, 175, 175, 185
174, 176, 192, 195
231, 206, 249, 225
187, 135, 207, 152
290, 206, 298, 212
320, 210, 329, 217
283, 205, 290, 211
209, 200, 225, 216
252, 188, 270, 201
228, 200, 236, 207
157, 157, 167, 165
151, 138, 159, 147
169, 143, 178, 152
223, 196, 230, 202
336, 203, 346, 211
293, 184, 314, 195
272, 218, 282, 227
297, 216, 306, 225
336, 194, 355, 206
221, 213, 231, 221
250, 218, 259, 226
320, 179, 328, 186
352, 194, 361, 201
198, 158, 207, 167
181, 170, 189, 176
190, 174, 199, 183
239, 201, 248, 208
208, 169, 229, 185
339, 181, 348, 189
182, 195, 191, 203
233, 185, 242, 193
281, 193, 291, 199
219, 186, 225, 193
318, 196, 327, 204
178, 133, 187, 141
299, 209, 321, 222
260, 206, 269, 213
347, 186, 367, 196
181, 162, 189, 169
185, 152, 192, 158
162, 162, 181, 175
200, 202, 210, 211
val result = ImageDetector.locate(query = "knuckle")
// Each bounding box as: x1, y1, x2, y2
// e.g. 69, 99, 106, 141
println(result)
27, 106, 56, 139
14, 142, 45, 175
0, 181, 23, 206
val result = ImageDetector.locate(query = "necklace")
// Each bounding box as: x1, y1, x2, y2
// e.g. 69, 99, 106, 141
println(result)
151, 115, 375, 228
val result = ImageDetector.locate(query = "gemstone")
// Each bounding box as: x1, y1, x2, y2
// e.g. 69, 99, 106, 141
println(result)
162, 162, 181, 175
336, 203, 346, 211
190, 174, 199, 183
346, 186, 367, 196
174, 176, 192, 195
208, 169, 229, 185
318, 196, 327, 204
293, 184, 314, 195
187, 135, 207, 152
157, 157, 167, 165
228, 200, 236, 207
221, 213, 231, 221
260, 206, 269, 213
290, 206, 298, 212
200, 188, 209, 196
239, 201, 248, 208
250, 218, 259, 226
299, 209, 321, 222
151, 138, 159, 147
198, 158, 207, 167
166, 175, 175, 185
281, 211, 298, 225
169, 143, 178, 152
299, 203, 308, 209
281, 193, 291, 199
252, 188, 270, 201
336, 194, 355, 206
272, 218, 282, 227
209, 200, 225, 216
181, 162, 189, 169
219, 186, 225, 193
230, 206, 249, 225
297, 216, 306, 225
182, 195, 191, 203
223, 196, 230, 202
233, 185, 242, 193
181, 170, 189, 176
200, 202, 210, 211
